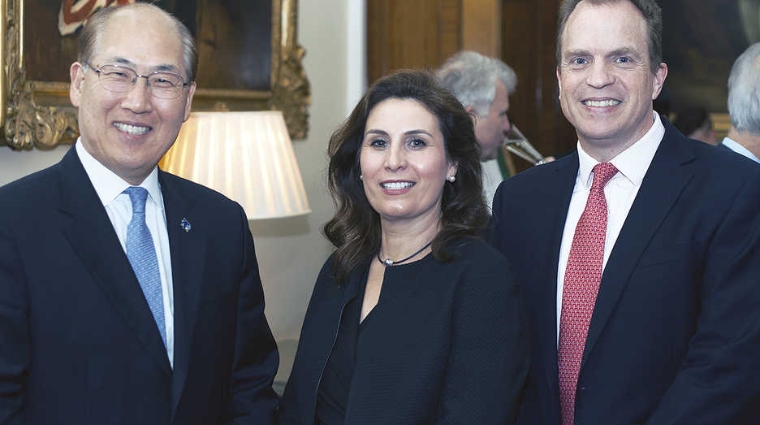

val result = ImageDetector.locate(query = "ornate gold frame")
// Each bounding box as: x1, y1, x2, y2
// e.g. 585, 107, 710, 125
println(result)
0, 0, 310, 150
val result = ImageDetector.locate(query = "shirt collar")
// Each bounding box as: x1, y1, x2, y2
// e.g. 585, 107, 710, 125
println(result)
576, 111, 664, 189
721, 137, 760, 163
75, 139, 164, 210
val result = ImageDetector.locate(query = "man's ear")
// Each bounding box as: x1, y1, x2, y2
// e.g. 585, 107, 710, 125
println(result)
651, 63, 668, 100
183, 81, 197, 122
69, 62, 86, 107
465, 105, 478, 124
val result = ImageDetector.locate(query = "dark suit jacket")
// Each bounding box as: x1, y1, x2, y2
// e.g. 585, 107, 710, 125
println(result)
719, 139, 760, 165
0, 146, 279, 424
278, 239, 528, 425
489, 121, 760, 425
719, 141, 734, 152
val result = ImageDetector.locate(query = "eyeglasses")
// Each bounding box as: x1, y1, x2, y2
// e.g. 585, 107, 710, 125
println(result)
86, 63, 189, 99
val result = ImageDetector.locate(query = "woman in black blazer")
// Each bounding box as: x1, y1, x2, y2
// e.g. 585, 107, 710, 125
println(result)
278, 70, 528, 425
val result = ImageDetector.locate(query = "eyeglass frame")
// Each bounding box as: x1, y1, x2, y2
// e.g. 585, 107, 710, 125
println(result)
84, 62, 190, 99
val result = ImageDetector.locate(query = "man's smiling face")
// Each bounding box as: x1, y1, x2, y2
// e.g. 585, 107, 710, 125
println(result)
69, 6, 195, 185
556, 0, 666, 160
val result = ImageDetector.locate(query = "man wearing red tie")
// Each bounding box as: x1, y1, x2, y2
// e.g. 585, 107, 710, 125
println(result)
489, 0, 760, 424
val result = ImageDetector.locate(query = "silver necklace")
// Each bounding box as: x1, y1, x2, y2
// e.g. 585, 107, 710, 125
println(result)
376, 241, 432, 266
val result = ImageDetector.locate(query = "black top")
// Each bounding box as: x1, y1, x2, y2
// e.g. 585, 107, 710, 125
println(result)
315, 265, 377, 425
315, 278, 364, 425
278, 239, 529, 425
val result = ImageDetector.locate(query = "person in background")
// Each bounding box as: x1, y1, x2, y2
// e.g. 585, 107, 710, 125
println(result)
437, 51, 553, 209
278, 70, 528, 425
672, 106, 717, 145
489, 0, 760, 424
0, 4, 279, 423
720, 41, 760, 163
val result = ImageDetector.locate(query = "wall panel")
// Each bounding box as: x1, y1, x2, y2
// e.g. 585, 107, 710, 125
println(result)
368, 0, 462, 83
367, 0, 577, 167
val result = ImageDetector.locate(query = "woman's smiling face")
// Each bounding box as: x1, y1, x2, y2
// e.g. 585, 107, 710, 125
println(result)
359, 98, 458, 225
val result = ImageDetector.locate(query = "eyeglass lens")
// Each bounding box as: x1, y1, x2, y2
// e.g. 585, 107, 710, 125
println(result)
95, 65, 185, 99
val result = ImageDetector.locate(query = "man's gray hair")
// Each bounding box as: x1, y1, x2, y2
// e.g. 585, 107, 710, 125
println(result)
728, 42, 760, 135
436, 51, 517, 117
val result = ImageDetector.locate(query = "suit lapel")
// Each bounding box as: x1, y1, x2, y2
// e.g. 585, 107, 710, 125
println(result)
582, 127, 695, 366
311, 264, 362, 423
58, 148, 172, 375
342, 267, 363, 307
159, 172, 207, 421
539, 155, 581, 407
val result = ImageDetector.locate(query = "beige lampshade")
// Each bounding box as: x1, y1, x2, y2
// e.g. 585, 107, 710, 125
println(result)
160, 111, 310, 220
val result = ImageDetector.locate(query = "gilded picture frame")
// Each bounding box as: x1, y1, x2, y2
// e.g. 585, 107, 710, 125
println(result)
0, 0, 310, 150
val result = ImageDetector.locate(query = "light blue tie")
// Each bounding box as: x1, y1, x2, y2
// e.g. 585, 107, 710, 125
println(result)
124, 187, 166, 347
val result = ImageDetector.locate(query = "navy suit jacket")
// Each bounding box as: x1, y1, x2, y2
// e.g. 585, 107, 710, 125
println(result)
719, 141, 734, 152
489, 121, 760, 424
0, 146, 279, 424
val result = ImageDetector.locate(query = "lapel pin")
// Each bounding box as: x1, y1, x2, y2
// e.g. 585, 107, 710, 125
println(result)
180, 217, 192, 233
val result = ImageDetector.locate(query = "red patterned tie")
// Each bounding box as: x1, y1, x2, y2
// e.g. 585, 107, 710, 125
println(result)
558, 162, 618, 425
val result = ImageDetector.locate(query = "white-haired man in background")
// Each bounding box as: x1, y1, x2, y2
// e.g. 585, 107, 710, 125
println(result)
721, 41, 760, 163
437, 51, 551, 208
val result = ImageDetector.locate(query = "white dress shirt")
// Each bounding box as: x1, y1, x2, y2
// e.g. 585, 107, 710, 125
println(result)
482, 158, 505, 211
556, 112, 665, 343
721, 137, 760, 163
76, 141, 175, 366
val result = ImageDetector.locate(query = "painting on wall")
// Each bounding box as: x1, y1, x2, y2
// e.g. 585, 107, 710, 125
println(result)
661, 0, 759, 132
26, 0, 271, 91
0, 0, 310, 150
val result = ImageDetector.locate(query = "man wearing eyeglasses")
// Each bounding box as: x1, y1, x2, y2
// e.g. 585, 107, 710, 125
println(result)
0, 3, 279, 424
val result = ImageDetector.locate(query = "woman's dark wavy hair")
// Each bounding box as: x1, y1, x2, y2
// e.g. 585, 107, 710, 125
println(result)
323, 69, 488, 282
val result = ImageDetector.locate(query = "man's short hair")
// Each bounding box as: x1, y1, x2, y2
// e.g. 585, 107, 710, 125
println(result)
436, 51, 517, 117
728, 42, 760, 135
78, 3, 198, 82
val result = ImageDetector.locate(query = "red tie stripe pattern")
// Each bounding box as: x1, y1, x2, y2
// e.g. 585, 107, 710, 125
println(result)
558, 162, 618, 425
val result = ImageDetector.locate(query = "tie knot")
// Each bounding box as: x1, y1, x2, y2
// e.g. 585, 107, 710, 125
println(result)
591, 163, 618, 192
125, 186, 149, 214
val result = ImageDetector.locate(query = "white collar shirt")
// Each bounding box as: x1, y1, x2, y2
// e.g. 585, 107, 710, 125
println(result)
721, 137, 760, 163
482, 158, 505, 211
556, 112, 665, 343
75, 140, 175, 366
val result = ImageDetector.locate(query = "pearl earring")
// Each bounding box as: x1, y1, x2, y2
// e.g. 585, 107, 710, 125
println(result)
359, 174, 363, 181
447, 175, 456, 183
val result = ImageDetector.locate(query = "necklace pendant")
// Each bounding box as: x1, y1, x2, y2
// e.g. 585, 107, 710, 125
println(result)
377, 240, 433, 267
